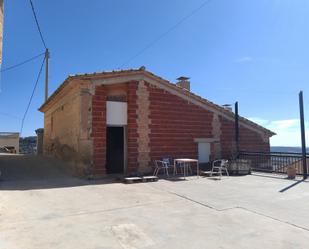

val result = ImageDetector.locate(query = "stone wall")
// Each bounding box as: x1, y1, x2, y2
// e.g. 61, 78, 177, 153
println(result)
211, 113, 222, 159
0, 133, 19, 153
136, 81, 151, 173
91, 85, 107, 177
43, 80, 93, 176
43, 77, 271, 177
127, 81, 139, 173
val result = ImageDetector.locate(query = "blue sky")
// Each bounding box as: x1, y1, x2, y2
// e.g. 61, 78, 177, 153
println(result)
1, 0, 309, 146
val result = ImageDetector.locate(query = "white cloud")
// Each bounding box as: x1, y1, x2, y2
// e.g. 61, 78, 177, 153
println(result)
248, 117, 271, 127
248, 117, 309, 147
234, 56, 253, 63
271, 119, 299, 130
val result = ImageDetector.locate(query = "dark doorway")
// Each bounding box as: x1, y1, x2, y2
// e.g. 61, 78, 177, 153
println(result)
106, 127, 124, 174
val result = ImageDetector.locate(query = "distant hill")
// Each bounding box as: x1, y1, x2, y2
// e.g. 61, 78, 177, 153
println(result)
271, 146, 309, 153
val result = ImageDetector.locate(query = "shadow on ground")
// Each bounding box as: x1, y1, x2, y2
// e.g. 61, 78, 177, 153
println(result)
0, 154, 119, 191
251, 172, 309, 192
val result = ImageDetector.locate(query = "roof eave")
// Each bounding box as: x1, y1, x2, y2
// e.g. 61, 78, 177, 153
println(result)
38, 68, 276, 137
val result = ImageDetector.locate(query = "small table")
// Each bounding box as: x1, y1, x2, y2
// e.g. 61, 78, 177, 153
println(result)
173, 158, 199, 179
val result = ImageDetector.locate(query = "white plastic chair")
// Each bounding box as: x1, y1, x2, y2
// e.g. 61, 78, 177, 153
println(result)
153, 160, 173, 177
210, 159, 229, 179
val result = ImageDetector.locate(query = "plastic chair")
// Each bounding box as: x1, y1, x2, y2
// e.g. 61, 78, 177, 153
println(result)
210, 159, 229, 179
153, 160, 173, 177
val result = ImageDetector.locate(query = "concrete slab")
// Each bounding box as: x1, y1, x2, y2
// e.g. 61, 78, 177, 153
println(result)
150, 175, 309, 231
0, 155, 309, 248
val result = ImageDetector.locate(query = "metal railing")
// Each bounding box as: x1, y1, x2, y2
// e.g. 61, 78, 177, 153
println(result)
238, 151, 309, 175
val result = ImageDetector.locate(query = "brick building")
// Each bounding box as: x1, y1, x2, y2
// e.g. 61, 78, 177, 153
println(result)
39, 68, 275, 177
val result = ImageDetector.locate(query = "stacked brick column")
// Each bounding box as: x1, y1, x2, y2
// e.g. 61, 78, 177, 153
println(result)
92, 85, 107, 176
220, 116, 236, 158
136, 81, 151, 173
211, 113, 222, 159
127, 81, 139, 173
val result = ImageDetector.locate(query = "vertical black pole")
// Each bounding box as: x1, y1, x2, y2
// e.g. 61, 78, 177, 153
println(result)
235, 101, 239, 159
299, 91, 308, 179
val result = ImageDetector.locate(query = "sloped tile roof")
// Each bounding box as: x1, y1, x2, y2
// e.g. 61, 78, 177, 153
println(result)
39, 67, 275, 136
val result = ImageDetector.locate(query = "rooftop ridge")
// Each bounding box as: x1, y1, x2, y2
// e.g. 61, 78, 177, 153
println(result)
39, 68, 275, 136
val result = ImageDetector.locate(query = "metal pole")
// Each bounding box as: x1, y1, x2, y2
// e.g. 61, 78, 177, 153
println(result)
299, 91, 308, 179
44, 48, 49, 102
235, 101, 239, 158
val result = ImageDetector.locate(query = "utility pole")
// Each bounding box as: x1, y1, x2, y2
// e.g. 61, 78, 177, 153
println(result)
235, 101, 240, 158
299, 91, 308, 179
44, 48, 49, 102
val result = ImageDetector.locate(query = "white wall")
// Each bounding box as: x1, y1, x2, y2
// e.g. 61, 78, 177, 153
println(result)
0, 133, 19, 153
106, 101, 127, 126
198, 142, 210, 163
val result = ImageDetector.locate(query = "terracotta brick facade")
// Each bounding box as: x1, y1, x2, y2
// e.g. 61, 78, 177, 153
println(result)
127, 81, 139, 173
146, 82, 269, 171
92, 81, 145, 175
220, 117, 269, 159
147, 82, 214, 163
136, 81, 151, 173
92, 85, 107, 176
41, 69, 272, 177
91, 80, 270, 175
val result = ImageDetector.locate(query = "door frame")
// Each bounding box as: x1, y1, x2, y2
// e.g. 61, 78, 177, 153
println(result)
106, 125, 127, 175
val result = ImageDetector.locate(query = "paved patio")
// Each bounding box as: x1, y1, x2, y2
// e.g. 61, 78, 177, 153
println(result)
0, 155, 309, 248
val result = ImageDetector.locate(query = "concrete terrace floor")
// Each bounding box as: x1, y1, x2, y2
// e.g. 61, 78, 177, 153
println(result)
0, 155, 309, 249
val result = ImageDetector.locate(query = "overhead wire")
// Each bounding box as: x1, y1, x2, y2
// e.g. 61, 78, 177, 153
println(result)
20, 56, 46, 135
0, 52, 45, 73
29, 0, 47, 49
119, 0, 213, 68
0, 1, 48, 132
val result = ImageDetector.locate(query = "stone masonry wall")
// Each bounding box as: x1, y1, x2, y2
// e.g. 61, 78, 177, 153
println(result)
127, 81, 139, 173
136, 81, 151, 173
43, 83, 85, 175
91, 85, 107, 176
211, 113, 222, 159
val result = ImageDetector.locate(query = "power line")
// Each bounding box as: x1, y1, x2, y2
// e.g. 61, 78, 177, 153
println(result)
29, 0, 47, 49
119, 0, 213, 68
0, 52, 45, 73
20, 56, 45, 135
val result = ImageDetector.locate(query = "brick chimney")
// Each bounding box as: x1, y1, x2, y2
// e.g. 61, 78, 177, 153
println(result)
176, 76, 190, 91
